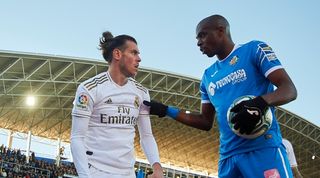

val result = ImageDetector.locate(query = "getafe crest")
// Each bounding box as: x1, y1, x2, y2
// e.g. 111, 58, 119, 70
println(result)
229, 56, 238, 65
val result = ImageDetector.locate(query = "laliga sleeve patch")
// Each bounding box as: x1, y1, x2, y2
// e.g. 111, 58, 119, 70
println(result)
264, 168, 280, 178
259, 43, 277, 61
76, 93, 89, 110
266, 53, 277, 61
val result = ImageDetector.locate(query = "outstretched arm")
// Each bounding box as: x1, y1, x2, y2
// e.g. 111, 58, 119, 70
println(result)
143, 101, 215, 131
175, 103, 215, 131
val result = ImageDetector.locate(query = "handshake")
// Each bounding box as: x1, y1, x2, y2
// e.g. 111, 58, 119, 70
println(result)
143, 100, 180, 119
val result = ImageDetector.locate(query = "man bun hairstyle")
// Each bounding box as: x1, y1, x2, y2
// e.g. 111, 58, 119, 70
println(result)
99, 31, 137, 62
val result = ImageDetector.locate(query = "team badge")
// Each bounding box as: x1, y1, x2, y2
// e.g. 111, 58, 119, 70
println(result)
208, 82, 216, 96
76, 93, 89, 109
134, 96, 140, 109
229, 56, 238, 65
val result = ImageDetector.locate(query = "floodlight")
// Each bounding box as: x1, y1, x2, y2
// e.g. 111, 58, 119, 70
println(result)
26, 96, 35, 106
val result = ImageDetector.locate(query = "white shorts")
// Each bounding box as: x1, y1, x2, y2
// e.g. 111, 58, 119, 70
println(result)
89, 165, 136, 178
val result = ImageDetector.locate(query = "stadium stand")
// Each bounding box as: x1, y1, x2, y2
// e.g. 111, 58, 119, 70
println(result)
0, 50, 319, 177
0, 143, 212, 178
0, 144, 77, 177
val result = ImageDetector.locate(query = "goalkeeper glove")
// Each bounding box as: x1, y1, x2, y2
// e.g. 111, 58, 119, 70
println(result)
143, 100, 179, 119
230, 96, 268, 134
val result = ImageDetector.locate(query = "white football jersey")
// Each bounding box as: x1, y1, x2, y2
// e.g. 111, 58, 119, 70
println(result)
71, 71, 155, 174
282, 138, 298, 167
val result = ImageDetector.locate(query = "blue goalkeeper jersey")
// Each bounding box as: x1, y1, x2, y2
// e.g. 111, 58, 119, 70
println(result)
200, 40, 284, 160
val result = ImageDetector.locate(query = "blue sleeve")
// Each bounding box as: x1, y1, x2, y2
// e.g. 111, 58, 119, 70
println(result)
200, 74, 210, 102
254, 41, 283, 77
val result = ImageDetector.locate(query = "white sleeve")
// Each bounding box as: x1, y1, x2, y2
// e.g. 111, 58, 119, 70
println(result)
137, 115, 161, 166
71, 84, 94, 178
283, 139, 298, 167
137, 94, 161, 166
70, 115, 91, 178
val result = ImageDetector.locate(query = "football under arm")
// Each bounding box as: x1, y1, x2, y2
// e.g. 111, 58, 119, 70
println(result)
137, 115, 161, 167
70, 115, 91, 178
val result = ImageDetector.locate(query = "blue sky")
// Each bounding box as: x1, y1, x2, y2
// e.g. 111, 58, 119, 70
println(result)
1, 0, 319, 128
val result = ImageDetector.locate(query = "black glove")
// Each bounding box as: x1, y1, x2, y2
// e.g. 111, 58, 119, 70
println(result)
230, 96, 268, 135
143, 100, 168, 118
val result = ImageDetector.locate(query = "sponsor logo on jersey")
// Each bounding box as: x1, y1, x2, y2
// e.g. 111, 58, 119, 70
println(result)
208, 69, 247, 96
100, 114, 138, 125
208, 82, 216, 96
229, 56, 238, 65
76, 93, 89, 109
100, 106, 138, 125
263, 169, 280, 178
105, 98, 112, 104
134, 96, 140, 109
211, 71, 218, 77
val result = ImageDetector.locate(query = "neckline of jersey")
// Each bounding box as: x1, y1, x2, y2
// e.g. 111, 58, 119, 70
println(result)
106, 71, 129, 88
218, 44, 241, 63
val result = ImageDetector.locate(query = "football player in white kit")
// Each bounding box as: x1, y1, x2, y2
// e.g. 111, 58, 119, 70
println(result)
71, 31, 164, 178
282, 138, 303, 178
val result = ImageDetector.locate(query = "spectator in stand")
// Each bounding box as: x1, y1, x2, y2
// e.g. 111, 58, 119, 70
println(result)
1, 168, 7, 177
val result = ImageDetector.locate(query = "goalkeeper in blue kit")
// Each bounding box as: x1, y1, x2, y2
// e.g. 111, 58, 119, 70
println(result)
144, 14, 297, 178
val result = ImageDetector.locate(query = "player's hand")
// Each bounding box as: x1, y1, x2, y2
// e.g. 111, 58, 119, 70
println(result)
147, 163, 164, 178
230, 96, 268, 134
147, 170, 164, 178
143, 100, 168, 118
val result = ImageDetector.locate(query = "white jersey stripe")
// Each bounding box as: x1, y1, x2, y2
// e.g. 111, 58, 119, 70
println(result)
278, 147, 290, 178
265, 65, 283, 77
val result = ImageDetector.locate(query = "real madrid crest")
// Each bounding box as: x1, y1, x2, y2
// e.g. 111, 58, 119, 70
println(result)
134, 96, 140, 109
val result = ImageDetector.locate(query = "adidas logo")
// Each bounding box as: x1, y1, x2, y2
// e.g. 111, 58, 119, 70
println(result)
105, 98, 112, 104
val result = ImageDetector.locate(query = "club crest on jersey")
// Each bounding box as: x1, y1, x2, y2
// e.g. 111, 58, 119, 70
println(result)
208, 82, 216, 96
76, 93, 89, 109
134, 96, 140, 109
229, 56, 238, 65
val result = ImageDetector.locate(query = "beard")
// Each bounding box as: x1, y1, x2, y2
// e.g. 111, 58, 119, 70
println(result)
119, 62, 136, 78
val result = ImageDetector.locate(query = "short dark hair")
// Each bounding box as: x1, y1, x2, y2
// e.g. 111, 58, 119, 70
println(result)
99, 31, 137, 62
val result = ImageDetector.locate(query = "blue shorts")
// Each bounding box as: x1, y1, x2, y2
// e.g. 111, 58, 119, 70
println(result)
218, 146, 293, 178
